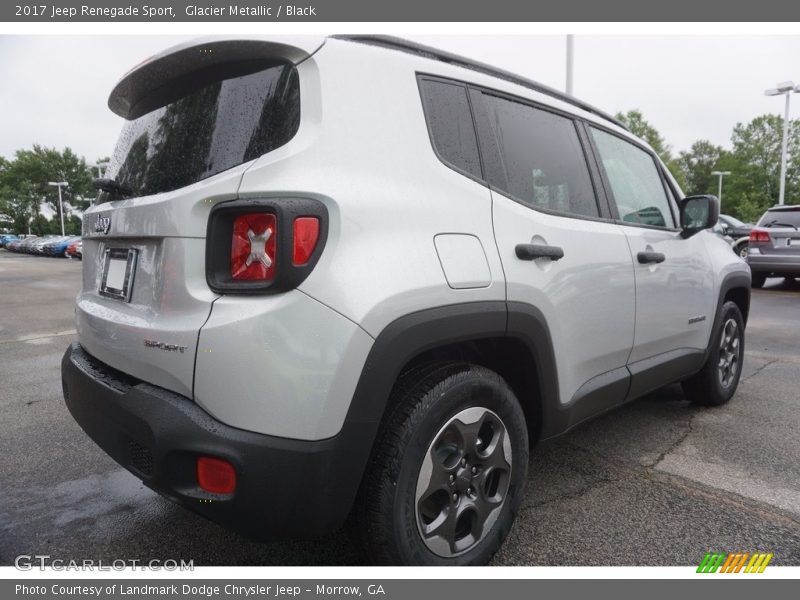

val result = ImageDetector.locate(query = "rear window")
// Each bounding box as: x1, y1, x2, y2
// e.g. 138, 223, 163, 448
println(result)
757, 208, 800, 228
101, 63, 300, 200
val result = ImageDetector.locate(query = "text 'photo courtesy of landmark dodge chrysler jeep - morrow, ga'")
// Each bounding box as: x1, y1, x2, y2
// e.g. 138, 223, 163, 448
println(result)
61, 35, 751, 565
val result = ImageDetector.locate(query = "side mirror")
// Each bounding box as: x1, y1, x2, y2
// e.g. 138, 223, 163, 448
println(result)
679, 195, 720, 238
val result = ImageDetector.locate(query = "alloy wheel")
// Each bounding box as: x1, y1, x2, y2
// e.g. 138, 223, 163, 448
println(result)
414, 407, 512, 557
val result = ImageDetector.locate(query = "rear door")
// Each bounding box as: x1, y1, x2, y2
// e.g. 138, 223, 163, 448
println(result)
587, 126, 715, 370
474, 89, 636, 412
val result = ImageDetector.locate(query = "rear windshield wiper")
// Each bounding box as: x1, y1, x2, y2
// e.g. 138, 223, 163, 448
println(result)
93, 178, 132, 198
764, 218, 799, 230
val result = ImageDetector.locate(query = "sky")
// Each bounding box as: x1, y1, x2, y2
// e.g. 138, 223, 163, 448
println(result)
1, 34, 799, 163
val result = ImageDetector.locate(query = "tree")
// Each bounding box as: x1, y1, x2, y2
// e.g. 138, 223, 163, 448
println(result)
7, 145, 94, 224
0, 145, 94, 233
677, 140, 724, 197
714, 114, 800, 221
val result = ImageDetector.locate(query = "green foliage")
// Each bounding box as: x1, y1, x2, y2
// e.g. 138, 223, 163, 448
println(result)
616, 109, 799, 222
677, 140, 724, 196
0, 145, 93, 234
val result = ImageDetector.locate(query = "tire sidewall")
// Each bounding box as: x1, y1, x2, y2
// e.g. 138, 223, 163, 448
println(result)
390, 370, 528, 565
708, 302, 745, 402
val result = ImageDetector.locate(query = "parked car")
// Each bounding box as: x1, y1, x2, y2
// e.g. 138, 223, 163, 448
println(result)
747, 204, 800, 287
9, 236, 39, 253
43, 236, 80, 257
61, 35, 751, 566
29, 236, 58, 255
66, 239, 82, 259
0, 234, 19, 248
718, 214, 752, 259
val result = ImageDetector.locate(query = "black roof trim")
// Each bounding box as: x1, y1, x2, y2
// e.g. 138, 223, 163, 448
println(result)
332, 35, 628, 132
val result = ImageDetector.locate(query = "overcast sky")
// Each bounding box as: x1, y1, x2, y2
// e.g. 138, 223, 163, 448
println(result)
1, 34, 798, 162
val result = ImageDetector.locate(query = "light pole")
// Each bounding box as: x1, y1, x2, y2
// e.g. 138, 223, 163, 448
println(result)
765, 81, 800, 205
47, 181, 69, 236
711, 170, 731, 206
565, 34, 574, 96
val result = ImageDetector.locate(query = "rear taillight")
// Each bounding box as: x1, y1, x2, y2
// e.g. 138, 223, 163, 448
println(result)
231, 213, 277, 281
292, 217, 320, 266
206, 199, 328, 294
749, 230, 770, 243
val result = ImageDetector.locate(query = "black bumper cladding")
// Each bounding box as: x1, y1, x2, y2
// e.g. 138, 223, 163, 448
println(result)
60, 343, 361, 540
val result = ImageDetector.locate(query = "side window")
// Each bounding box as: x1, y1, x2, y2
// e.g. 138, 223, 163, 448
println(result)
590, 128, 675, 228
418, 79, 482, 179
480, 93, 600, 218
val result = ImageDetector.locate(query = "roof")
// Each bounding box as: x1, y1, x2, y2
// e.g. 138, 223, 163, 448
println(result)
333, 35, 628, 131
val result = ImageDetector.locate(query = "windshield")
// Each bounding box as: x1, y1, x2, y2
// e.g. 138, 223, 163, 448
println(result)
100, 63, 300, 201
758, 209, 800, 228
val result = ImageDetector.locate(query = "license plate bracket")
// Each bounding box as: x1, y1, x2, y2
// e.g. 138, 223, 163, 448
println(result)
100, 248, 138, 302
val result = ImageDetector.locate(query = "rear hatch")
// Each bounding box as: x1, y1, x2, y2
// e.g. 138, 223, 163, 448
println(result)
77, 36, 321, 398
754, 207, 800, 256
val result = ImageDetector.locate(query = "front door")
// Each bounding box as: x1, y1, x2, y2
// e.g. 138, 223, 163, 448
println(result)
587, 126, 715, 367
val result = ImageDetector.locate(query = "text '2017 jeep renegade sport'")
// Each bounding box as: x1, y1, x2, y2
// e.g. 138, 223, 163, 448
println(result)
62, 35, 751, 565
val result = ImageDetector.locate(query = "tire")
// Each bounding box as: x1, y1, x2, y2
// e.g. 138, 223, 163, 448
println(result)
352, 363, 528, 565
751, 273, 766, 288
681, 301, 745, 407
736, 242, 749, 259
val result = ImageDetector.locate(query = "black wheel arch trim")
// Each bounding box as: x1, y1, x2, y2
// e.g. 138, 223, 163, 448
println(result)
342, 302, 558, 482
710, 271, 751, 351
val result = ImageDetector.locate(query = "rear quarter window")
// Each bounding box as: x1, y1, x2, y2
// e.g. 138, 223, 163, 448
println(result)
418, 78, 483, 180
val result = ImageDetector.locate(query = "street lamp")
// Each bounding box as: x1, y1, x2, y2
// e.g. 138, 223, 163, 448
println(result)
711, 171, 731, 206
765, 81, 800, 206
565, 34, 574, 96
47, 181, 69, 236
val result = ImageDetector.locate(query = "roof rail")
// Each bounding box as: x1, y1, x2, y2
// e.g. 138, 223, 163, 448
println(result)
332, 35, 628, 131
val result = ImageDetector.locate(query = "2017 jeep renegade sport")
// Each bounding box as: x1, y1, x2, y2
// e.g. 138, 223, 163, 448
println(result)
62, 35, 751, 565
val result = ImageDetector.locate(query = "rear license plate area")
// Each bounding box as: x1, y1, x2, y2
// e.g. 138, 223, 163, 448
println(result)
100, 248, 138, 302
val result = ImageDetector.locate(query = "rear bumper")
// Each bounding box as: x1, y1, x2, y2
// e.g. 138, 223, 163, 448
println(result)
61, 343, 367, 540
747, 253, 800, 275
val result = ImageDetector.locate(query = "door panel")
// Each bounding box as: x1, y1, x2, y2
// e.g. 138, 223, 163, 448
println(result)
494, 197, 637, 406
588, 126, 715, 362
620, 227, 714, 362
474, 92, 636, 407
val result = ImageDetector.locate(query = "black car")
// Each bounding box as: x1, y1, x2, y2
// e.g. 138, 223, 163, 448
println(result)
718, 214, 753, 259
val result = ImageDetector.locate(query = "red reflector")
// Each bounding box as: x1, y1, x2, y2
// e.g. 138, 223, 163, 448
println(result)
749, 230, 769, 243
196, 456, 237, 494
231, 213, 276, 281
292, 217, 320, 266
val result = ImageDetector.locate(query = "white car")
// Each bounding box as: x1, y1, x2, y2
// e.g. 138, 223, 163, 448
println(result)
61, 35, 751, 565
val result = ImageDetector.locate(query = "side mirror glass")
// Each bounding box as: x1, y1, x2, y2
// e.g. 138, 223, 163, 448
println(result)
679, 195, 720, 237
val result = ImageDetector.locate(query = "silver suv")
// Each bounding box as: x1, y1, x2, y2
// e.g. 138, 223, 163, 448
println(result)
61, 35, 751, 565
747, 205, 800, 287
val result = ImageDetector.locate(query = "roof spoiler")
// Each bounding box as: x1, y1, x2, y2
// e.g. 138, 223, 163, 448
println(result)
108, 36, 325, 120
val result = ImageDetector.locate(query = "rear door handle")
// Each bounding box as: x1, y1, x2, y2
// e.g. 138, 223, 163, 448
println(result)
515, 243, 564, 261
637, 251, 665, 264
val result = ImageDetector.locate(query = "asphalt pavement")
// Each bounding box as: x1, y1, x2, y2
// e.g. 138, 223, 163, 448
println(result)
1, 250, 798, 566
